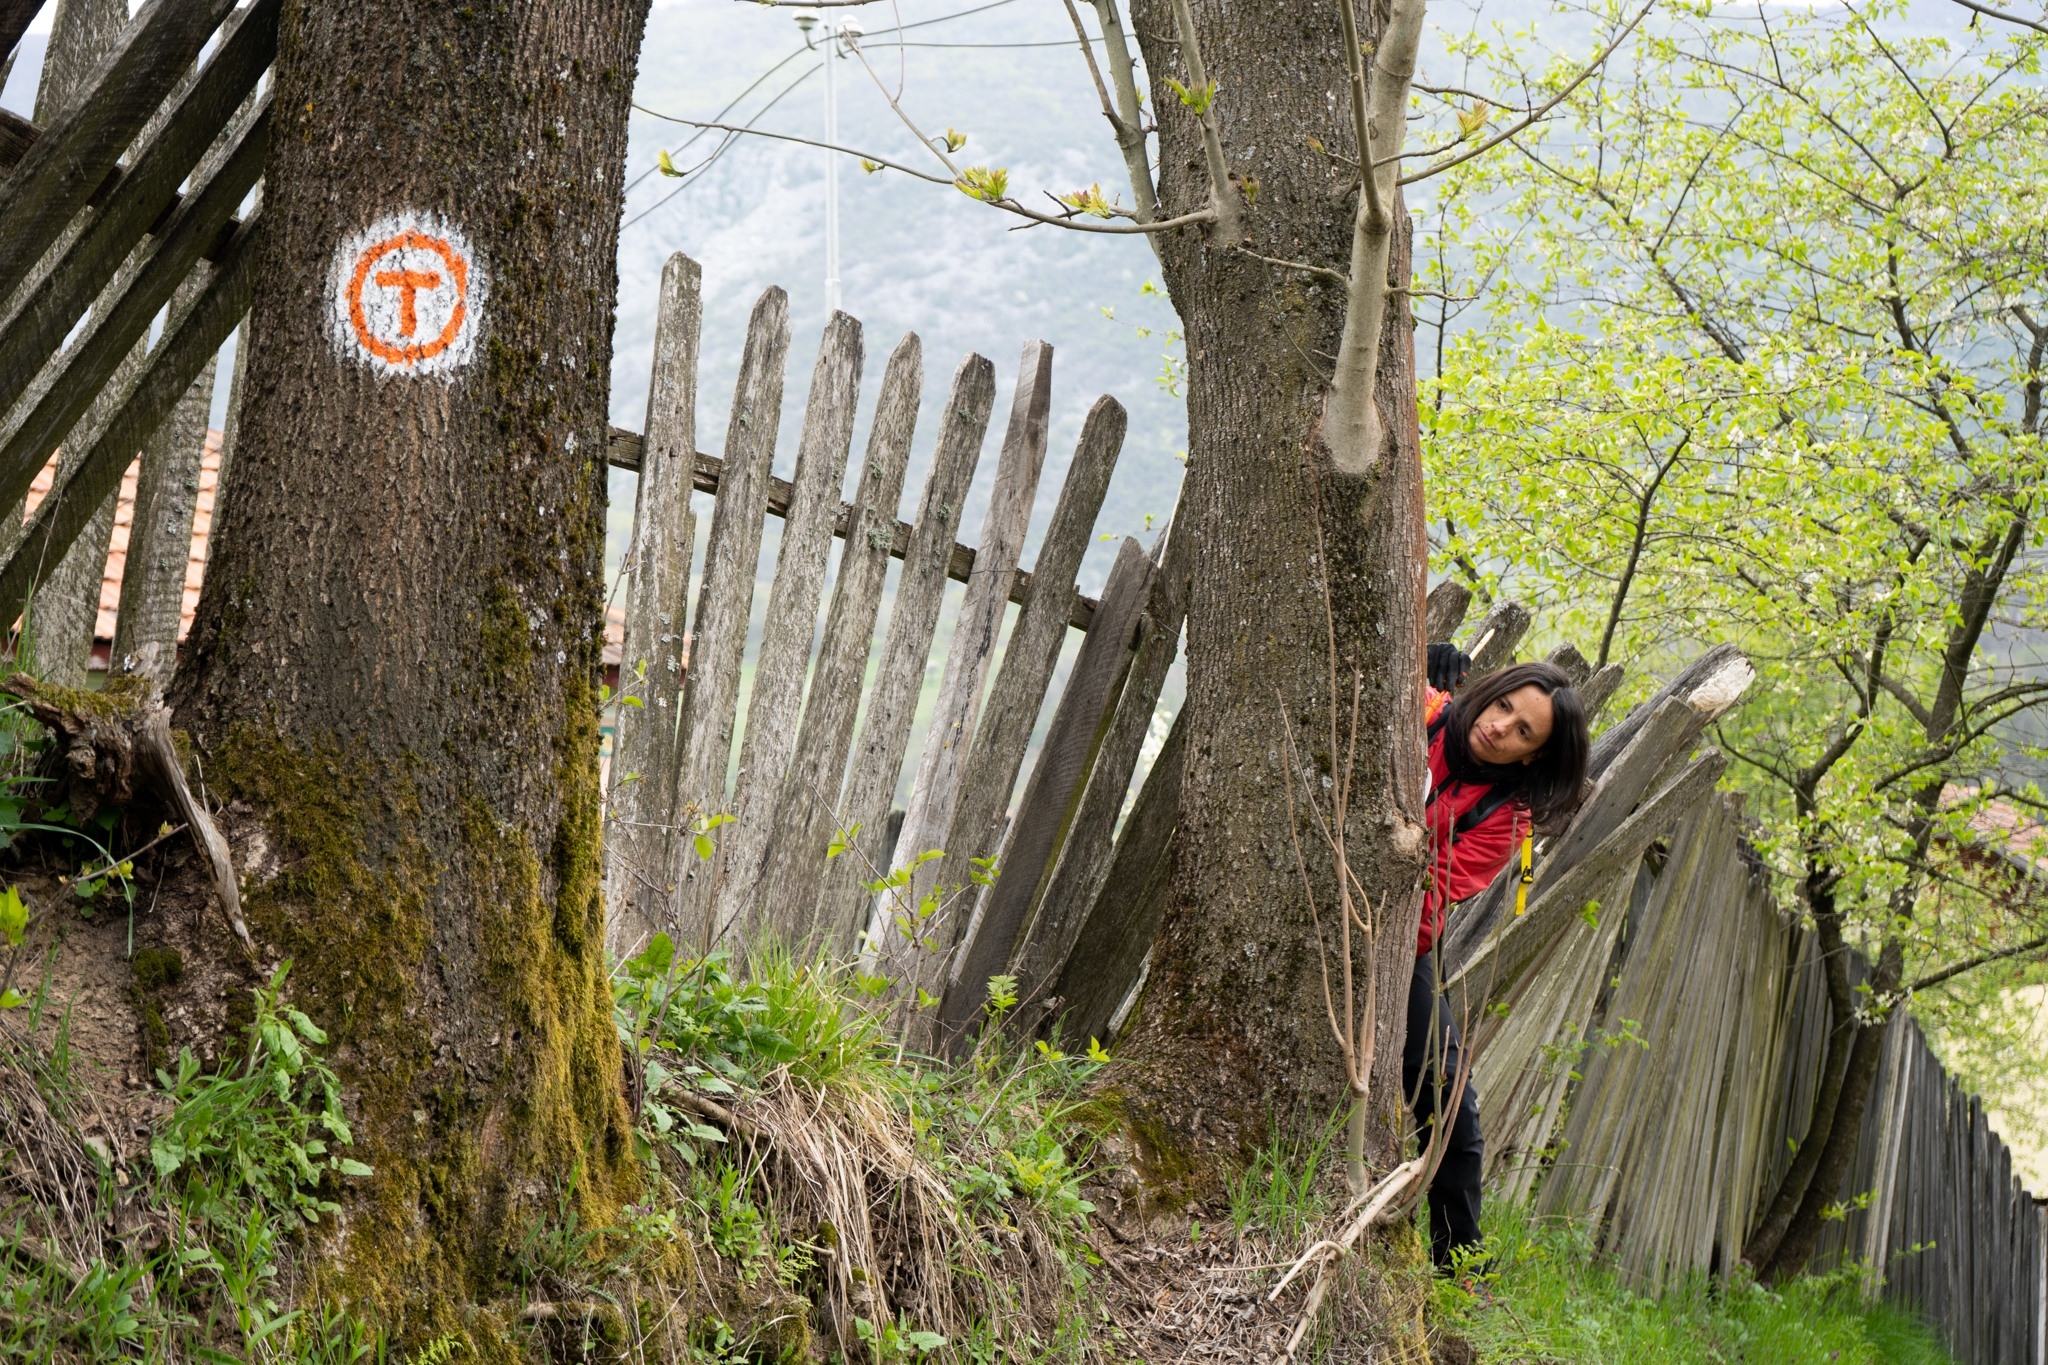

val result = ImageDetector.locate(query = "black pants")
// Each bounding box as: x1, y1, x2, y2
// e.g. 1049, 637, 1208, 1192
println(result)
1404, 951, 1484, 1269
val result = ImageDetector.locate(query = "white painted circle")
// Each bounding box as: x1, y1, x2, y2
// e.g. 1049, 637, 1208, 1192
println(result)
327, 213, 487, 377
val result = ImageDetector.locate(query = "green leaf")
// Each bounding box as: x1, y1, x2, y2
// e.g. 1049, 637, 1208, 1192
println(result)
337, 1159, 374, 1178
0, 989, 28, 1009
0, 885, 26, 947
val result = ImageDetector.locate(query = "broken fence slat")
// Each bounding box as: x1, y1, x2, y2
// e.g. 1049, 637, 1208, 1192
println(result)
605, 252, 702, 952
938, 532, 1152, 1046
713, 311, 865, 938
1426, 578, 1472, 644
881, 340, 1052, 1004
932, 394, 1126, 948
814, 353, 995, 951
669, 286, 790, 923
751, 333, 922, 947
0, 0, 236, 300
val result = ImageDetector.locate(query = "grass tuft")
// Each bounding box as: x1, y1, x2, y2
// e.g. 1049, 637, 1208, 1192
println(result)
1432, 1200, 1955, 1364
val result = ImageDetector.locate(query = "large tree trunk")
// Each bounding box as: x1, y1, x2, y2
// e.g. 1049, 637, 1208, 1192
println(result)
1114, 0, 1430, 1188
167, 0, 651, 1326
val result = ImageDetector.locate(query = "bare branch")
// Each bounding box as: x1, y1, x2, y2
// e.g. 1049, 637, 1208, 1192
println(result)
1319, 0, 1428, 477
637, 114, 1214, 236
1399, 0, 1656, 187
1950, 0, 2048, 35
1913, 930, 2048, 991
1166, 0, 1241, 242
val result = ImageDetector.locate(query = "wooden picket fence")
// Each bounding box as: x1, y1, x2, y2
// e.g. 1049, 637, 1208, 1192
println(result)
6, 5, 2044, 1353
598, 253, 1186, 1054
1425, 593, 2048, 1364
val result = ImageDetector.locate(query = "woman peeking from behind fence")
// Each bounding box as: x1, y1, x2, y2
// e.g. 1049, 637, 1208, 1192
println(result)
1410, 645, 1589, 1272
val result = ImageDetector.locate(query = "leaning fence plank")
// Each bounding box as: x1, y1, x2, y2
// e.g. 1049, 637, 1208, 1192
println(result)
604, 253, 702, 951
880, 340, 1052, 989
931, 394, 1126, 939
1449, 748, 1727, 1010
751, 334, 922, 945
670, 287, 791, 925
0, 0, 235, 299
817, 353, 996, 951
937, 532, 1152, 1045
0, 95, 268, 515
1013, 517, 1186, 1023
1465, 600, 1530, 672
0, 214, 254, 633
0, 0, 276, 414
711, 312, 865, 937
1052, 706, 1185, 1047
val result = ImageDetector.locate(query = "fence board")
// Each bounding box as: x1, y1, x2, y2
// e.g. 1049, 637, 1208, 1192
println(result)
0, 0, 235, 299
880, 341, 1051, 995
712, 312, 864, 937
818, 354, 996, 951
0, 0, 275, 414
1051, 706, 1185, 1046
936, 533, 1152, 1045
751, 333, 922, 946
0, 95, 268, 516
1012, 518, 1187, 1028
604, 253, 702, 950
670, 287, 791, 930
0, 215, 255, 631
931, 394, 1125, 950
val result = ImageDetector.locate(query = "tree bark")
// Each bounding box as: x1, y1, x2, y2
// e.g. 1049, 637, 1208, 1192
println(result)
167, 0, 651, 1327
1113, 0, 1429, 1189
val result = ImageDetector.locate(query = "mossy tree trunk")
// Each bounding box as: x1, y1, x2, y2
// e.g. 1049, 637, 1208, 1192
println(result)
166, 0, 652, 1329
1113, 0, 1431, 1187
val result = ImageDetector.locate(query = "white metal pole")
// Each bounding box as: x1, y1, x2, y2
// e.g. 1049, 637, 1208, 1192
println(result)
823, 21, 841, 314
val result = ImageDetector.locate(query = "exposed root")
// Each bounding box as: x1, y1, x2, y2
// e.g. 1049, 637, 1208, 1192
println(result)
1, 672, 250, 953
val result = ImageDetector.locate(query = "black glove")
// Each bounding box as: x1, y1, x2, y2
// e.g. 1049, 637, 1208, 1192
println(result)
1428, 642, 1472, 691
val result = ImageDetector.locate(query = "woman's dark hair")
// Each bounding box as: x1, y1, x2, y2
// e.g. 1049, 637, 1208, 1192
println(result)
1441, 661, 1590, 825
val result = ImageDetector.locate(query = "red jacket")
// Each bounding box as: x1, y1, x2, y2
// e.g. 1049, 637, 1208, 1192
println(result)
1418, 687, 1529, 956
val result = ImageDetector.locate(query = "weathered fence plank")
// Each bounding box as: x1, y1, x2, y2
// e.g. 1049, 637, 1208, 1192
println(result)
929, 394, 1126, 952
0, 95, 268, 516
0, 0, 236, 298
750, 333, 922, 946
1014, 519, 1187, 1029
0, 215, 255, 632
880, 341, 1051, 994
605, 253, 702, 950
937, 532, 1152, 1045
1050, 706, 1185, 1046
712, 312, 864, 936
1425, 579, 1471, 644
818, 354, 995, 951
668, 287, 790, 929
0, 0, 276, 414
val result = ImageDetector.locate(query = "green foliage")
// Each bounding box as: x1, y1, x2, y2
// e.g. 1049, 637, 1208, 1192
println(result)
1, 967, 385, 1362
1433, 1202, 1954, 1364
855, 1313, 947, 1362
152, 965, 373, 1227
1419, 0, 2048, 1089
954, 165, 1009, 204
1225, 1115, 1341, 1245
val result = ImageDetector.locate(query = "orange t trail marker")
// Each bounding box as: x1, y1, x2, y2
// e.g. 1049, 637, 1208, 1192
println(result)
327, 214, 485, 376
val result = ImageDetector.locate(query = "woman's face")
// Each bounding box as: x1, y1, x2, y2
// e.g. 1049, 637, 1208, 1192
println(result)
1468, 685, 1556, 766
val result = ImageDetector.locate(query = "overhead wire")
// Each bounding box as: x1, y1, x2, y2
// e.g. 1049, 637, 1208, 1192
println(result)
625, 0, 1038, 229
